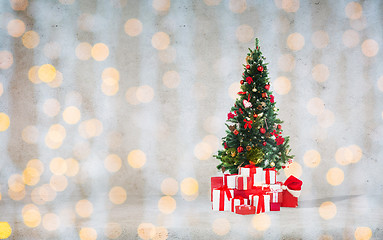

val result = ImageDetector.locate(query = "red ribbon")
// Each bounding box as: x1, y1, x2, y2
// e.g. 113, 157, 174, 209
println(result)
231, 196, 245, 212
244, 119, 252, 129
264, 168, 276, 184
215, 185, 232, 211
238, 91, 247, 95
255, 194, 265, 214
248, 94, 251, 101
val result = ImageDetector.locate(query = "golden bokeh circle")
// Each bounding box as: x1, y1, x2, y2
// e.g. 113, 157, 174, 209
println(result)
335, 147, 353, 166
162, 71, 180, 89
50, 175, 68, 192
102, 67, 120, 81
180, 177, 198, 196
136, 85, 154, 103
47, 70, 63, 88
326, 168, 344, 186
361, 39, 379, 57
284, 162, 302, 178
137, 223, 156, 240
212, 218, 230, 235
151, 32, 170, 50
23, 209, 41, 228
0, 51, 13, 70
252, 213, 271, 231
109, 186, 127, 205
127, 149, 146, 168
194, 142, 212, 160
236, 24, 254, 43
27, 159, 44, 175
38, 64, 57, 83
0, 113, 10, 131
0, 222, 12, 239
345, 2, 363, 20
43, 98, 60, 117
39, 184, 57, 202
28, 66, 41, 84
22, 30, 40, 49
152, 0, 170, 11
349, 145, 362, 163
303, 150, 321, 168
79, 227, 98, 240
158, 196, 176, 214
101, 78, 119, 96
65, 158, 80, 177
8, 174, 25, 192
22, 167, 40, 186
312, 64, 329, 83
104, 154, 122, 172
342, 29, 360, 48
354, 227, 372, 240
124, 18, 143, 37
273, 76, 291, 95
152, 226, 168, 240
7, 19, 26, 37
42, 213, 60, 231
287, 33, 305, 51
78, 118, 103, 139
76, 199, 93, 218
63, 106, 81, 124
10, 0, 29, 11
50, 157, 67, 175
91, 43, 109, 61
282, 0, 300, 13
161, 178, 178, 196
318, 201, 337, 220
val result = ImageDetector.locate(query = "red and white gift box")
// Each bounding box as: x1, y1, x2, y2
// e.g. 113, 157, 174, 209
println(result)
226, 175, 238, 189
210, 176, 223, 202
269, 182, 283, 191
212, 186, 234, 211
230, 196, 249, 212
250, 194, 270, 214
281, 175, 303, 208
235, 205, 255, 215
263, 168, 277, 184
239, 165, 263, 186
236, 176, 252, 190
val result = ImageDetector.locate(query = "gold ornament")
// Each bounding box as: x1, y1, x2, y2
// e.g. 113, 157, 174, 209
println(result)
257, 105, 263, 110
270, 162, 275, 167
246, 146, 252, 151
252, 88, 257, 92
231, 151, 236, 157
246, 55, 252, 63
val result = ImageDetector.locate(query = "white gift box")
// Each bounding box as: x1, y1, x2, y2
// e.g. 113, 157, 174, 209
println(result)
262, 169, 277, 184
212, 188, 234, 211
226, 175, 237, 189
239, 166, 263, 186
249, 194, 270, 213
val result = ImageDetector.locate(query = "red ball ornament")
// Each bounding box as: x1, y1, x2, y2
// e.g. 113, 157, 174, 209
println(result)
262, 92, 268, 98
237, 146, 243, 153
262, 142, 267, 146
246, 65, 250, 69
277, 124, 282, 130
253, 113, 258, 118
265, 85, 270, 90
260, 128, 266, 134
257, 66, 264, 72
240, 80, 244, 84
224, 142, 228, 149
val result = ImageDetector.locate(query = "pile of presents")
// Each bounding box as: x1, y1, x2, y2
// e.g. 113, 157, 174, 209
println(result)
211, 165, 303, 215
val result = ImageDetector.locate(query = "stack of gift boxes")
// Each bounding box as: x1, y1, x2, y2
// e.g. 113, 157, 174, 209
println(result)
211, 165, 303, 215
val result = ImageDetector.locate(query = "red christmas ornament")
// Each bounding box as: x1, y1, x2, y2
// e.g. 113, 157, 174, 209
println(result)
240, 80, 244, 84
227, 112, 235, 120
253, 113, 258, 118
260, 128, 266, 134
257, 66, 264, 72
233, 130, 239, 135
246, 77, 253, 84
265, 85, 270, 90
270, 95, 275, 103
237, 146, 244, 153
262, 142, 267, 146
277, 124, 282, 130
246, 65, 250, 69
262, 92, 268, 98
224, 142, 228, 149
275, 136, 285, 145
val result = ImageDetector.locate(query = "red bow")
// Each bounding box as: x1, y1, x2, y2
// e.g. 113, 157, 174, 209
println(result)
238, 91, 247, 95
215, 185, 233, 211
244, 119, 252, 129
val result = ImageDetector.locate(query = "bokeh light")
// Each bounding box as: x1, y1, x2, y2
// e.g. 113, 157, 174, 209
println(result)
345, 2, 363, 20
50, 157, 68, 175
361, 39, 379, 57
252, 213, 271, 231
152, 227, 168, 240
326, 168, 344, 186
22, 167, 40, 186
282, 0, 299, 12
284, 162, 302, 178
125, 87, 140, 105
102, 78, 119, 96
104, 222, 122, 239
79, 227, 97, 240
194, 141, 212, 160
104, 154, 122, 172
354, 227, 372, 240
342, 29, 360, 48
50, 175, 68, 192
38, 64, 57, 83
319, 201, 337, 220
65, 158, 80, 177
152, 32, 170, 50
43, 98, 60, 117
91, 43, 109, 61
8, 174, 25, 192
228, 82, 241, 100
124, 18, 143, 36
28, 66, 41, 84
312, 64, 329, 83
0, 113, 10, 131
22, 30, 40, 49
273, 76, 291, 95
0, 222, 12, 239
158, 196, 176, 214
76, 42, 92, 60
278, 54, 295, 72
335, 147, 353, 166
45, 124, 66, 149
180, 177, 198, 196
10, 0, 29, 11
48, 70, 63, 88
287, 33, 305, 51
102, 67, 120, 81
137, 223, 155, 240
63, 106, 81, 124
0, 83, 3, 96
377, 76, 383, 92
349, 145, 362, 163
76, 199, 93, 218
161, 178, 178, 196
152, 0, 170, 12
22, 204, 41, 228
212, 218, 230, 235
162, 70, 180, 89
42, 213, 60, 231
312, 30, 329, 49
127, 149, 146, 168
0, 51, 13, 70
109, 186, 127, 205
229, 0, 246, 13
78, 118, 103, 139
7, 19, 25, 37
27, 159, 44, 176
303, 150, 321, 168
39, 184, 57, 202
236, 24, 254, 43
307, 97, 325, 116
158, 47, 176, 63
136, 85, 154, 103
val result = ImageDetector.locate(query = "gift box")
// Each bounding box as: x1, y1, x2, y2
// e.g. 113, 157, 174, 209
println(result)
250, 194, 270, 214
270, 202, 280, 211
211, 176, 223, 202
239, 165, 263, 186
226, 174, 238, 189
235, 205, 255, 215
281, 175, 303, 208
266, 190, 283, 203
236, 176, 252, 190
233, 187, 263, 199
230, 196, 249, 212
212, 186, 234, 211
263, 168, 277, 184
269, 182, 283, 191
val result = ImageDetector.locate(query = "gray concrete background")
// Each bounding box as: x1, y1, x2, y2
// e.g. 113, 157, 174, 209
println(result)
0, 0, 382, 239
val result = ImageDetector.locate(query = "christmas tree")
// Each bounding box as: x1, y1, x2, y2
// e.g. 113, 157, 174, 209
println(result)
214, 38, 294, 174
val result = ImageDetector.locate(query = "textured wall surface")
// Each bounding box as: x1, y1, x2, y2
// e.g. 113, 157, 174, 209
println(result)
0, 0, 383, 239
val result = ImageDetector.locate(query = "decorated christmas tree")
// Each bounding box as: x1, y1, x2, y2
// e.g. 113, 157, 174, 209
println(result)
214, 38, 294, 174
